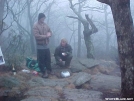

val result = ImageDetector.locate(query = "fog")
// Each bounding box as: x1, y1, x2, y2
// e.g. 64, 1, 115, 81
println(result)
1, 0, 134, 100
1, 0, 134, 61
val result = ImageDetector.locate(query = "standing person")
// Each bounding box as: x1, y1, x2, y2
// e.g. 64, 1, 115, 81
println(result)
54, 39, 73, 68
33, 13, 52, 78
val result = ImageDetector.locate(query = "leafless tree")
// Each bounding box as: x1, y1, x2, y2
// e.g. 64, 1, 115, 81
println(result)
0, 0, 13, 36
85, 4, 115, 56
68, 0, 98, 59
9, 0, 52, 54
0, 0, 5, 35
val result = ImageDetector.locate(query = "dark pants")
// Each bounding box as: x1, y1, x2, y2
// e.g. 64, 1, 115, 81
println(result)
56, 55, 72, 67
37, 49, 51, 74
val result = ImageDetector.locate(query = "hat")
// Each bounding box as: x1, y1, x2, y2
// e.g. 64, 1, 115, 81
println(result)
38, 13, 46, 21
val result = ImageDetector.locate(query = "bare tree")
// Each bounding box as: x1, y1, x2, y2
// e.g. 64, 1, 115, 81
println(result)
0, 0, 6, 35
103, 5, 110, 53
26, 0, 36, 54
68, 0, 98, 58
0, 0, 5, 35
84, 4, 115, 57
0, 0, 14, 37
97, 0, 134, 98
64, 18, 77, 57
46, 0, 55, 24
9, 0, 52, 54
77, 0, 82, 58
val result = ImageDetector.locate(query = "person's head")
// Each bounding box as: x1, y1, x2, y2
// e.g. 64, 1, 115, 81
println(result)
60, 38, 67, 46
38, 13, 46, 23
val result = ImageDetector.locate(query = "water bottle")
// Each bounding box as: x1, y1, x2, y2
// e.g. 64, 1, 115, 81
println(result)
12, 64, 16, 75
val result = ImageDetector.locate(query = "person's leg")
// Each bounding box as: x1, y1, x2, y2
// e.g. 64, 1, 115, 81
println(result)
65, 55, 73, 68
55, 57, 64, 67
37, 49, 48, 78
45, 48, 52, 72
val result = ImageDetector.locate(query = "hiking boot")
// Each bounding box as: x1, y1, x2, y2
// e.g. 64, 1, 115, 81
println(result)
42, 71, 48, 78
67, 66, 71, 68
65, 65, 71, 68
48, 70, 54, 75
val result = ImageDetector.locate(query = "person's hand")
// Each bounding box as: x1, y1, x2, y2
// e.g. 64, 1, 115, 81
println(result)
62, 53, 67, 56
46, 32, 51, 37
59, 59, 62, 62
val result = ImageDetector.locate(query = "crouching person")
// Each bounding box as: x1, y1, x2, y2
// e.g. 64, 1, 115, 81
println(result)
54, 39, 73, 68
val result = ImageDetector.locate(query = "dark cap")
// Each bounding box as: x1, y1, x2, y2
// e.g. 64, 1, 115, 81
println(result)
38, 13, 46, 21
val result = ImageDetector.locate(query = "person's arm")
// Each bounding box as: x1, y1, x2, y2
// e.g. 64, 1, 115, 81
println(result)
66, 45, 72, 56
54, 47, 61, 61
46, 26, 52, 37
33, 24, 47, 40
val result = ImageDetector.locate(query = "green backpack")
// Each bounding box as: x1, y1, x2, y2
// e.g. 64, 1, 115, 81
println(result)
26, 57, 40, 72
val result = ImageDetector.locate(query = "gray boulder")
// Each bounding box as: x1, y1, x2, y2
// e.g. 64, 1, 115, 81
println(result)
0, 76, 21, 97
28, 77, 69, 87
90, 73, 121, 91
69, 72, 92, 86
98, 60, 120, 75
0, 76, 20, 88
28, 77, 46, 87
22, 87, 59, 101
78, 58, 101, 69
25, 87, 59, 98
63, 88, 103, 101
21, 96, 51, 101
70, 59, 87, 73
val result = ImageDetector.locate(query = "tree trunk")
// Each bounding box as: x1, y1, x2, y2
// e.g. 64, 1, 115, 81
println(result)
27, 0, 36, 54
77, 20, 81, 57
68, 0, 98, 59
73, 34, 76, 57
104, 5, 110, 54
30, 29, 36, 54
46, 1, 55, 53
82, 19, 95, 59
77, 0, 82, 58
84, 33, 94, 58
29, 20, 36, 54
111, 1, 134, 98
97, 0, 134, 98
0, 0, 5, 35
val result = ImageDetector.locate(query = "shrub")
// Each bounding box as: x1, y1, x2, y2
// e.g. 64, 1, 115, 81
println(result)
3, 29, 30, 70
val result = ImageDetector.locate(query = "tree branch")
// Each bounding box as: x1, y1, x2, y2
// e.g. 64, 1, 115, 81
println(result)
65, 17, 77, 31
32, 0, 48, 21
67, 16, 79, 20
73, 0, 86, 7
83, 6, 104, 10
68, 0, 84, 22
97, 0, 110, 5
82, 9, 104, 13
10, 9, 30, 35
1, 21, 14, 34
85, 14, 98, 33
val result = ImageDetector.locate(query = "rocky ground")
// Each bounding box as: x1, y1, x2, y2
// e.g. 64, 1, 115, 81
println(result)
0, 58, 121, 101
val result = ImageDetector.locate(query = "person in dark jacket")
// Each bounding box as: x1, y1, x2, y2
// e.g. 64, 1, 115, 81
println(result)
54, 39, 73, 68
